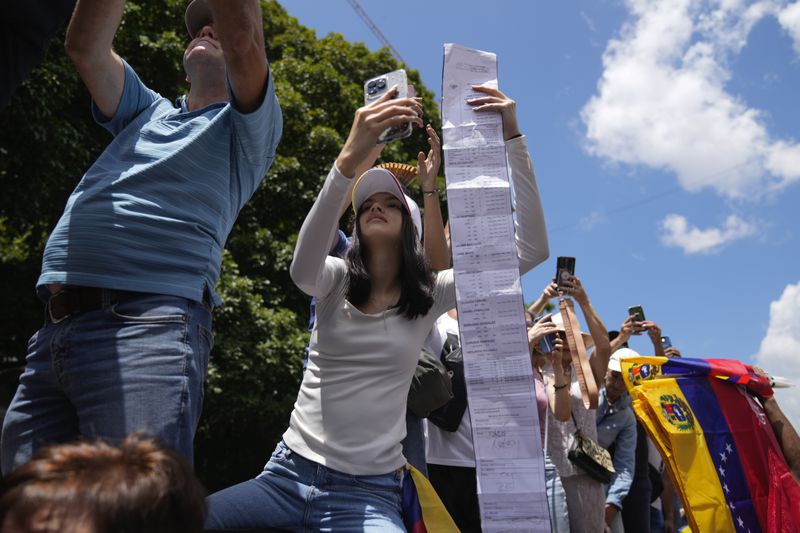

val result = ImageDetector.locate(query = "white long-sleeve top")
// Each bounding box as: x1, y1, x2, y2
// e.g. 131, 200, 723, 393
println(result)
285, 136, 549, 475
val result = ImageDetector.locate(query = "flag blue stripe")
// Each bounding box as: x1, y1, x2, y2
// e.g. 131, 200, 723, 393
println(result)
677, 376, 761, 533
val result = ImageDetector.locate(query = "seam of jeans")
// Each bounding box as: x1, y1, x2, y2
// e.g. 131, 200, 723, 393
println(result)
50, 321, 70, 386
108, 301, 187, 323
175, 302, 191, 443
303, 468, 315, 531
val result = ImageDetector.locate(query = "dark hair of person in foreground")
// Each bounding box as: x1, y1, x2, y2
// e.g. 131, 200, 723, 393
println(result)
0, 434, 206, 533
346, 199, 435, 320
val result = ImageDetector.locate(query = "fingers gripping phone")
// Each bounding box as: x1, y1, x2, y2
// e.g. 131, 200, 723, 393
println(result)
628, 305, 646, 334
628, 305, 646, 322
364, 69, 413, 144
556, 256, 576, 289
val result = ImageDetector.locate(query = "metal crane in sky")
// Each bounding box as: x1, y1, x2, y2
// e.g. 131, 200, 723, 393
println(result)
344, 0, 407, 65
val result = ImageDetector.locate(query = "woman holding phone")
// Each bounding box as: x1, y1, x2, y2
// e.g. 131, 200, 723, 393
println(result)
204, 84, 549, 531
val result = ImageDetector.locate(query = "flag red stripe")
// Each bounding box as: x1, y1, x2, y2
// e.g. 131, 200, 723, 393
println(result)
708, 378, 798, 532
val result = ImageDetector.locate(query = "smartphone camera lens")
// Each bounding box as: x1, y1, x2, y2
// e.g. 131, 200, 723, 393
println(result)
376, 78, 386, 89
367, 81, 376, 88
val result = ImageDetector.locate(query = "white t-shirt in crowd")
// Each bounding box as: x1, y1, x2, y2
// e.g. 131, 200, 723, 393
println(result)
424, 313, 477, 468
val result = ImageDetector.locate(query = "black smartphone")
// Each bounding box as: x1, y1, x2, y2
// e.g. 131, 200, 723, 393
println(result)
661, 336, 672, 349
628, 305, 645, 322
556, 256, 576, 288
628, 305, 646, 334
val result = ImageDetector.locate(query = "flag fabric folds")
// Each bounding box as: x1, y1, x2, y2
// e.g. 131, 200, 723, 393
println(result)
620, 356, 800, 533
401, 464, 460, 533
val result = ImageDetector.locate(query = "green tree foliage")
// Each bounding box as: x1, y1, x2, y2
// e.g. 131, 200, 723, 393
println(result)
0, 0, 441, 489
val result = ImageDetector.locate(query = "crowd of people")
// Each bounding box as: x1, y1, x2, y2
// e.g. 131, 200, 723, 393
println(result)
2, 0, 800, 532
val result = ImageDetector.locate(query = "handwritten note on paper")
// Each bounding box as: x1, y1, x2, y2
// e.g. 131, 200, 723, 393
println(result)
443, 43, 551, 532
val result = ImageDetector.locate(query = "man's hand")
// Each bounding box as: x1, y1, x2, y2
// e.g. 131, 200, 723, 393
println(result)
468, 85, 521, 141
336, 88, 423, 178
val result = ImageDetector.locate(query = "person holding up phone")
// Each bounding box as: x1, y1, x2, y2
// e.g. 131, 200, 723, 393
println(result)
526, 313, 573, 533
528, 274, 612, 533
610, 313, 667, 358
204, 84, 550, 531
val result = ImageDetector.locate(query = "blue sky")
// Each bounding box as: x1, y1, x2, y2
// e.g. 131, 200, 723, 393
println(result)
278, 0, 800, 426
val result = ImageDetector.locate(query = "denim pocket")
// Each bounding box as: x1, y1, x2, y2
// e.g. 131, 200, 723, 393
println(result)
109, 295, 187, 324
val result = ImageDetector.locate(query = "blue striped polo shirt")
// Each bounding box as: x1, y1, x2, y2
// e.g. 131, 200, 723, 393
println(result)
38, 59, 282, 304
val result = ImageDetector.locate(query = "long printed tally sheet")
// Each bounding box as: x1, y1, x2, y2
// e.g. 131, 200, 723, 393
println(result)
441, 43, 550, 532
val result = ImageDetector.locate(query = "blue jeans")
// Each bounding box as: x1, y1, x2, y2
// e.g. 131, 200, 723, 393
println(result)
1, 291, 212, 474
545, 454, 571, 533
206, 441, 405, 532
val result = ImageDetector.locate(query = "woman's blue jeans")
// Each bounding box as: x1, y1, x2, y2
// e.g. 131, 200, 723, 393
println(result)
206, 441, 405, 532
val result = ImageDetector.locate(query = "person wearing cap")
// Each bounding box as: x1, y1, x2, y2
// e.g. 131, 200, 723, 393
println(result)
525, 312, 574, 533
1, 0, 282, 474
528, 275, 613, 533
298, 127, 448, 476
596, 348, 638, 533
204, 85, 549, 530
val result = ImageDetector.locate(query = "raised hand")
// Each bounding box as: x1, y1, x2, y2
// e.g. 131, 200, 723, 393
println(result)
527, 314, 559, 351
467, 85, 521, 141
336, 88, 423, 178
417, 125, 441, 192
558, 275, 588, 305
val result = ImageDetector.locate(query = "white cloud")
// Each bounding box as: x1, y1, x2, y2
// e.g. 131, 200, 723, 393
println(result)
754, 282, 800, 432
581, 0, 800, 200
778, 1, 800, 53
659, 213, 756, 253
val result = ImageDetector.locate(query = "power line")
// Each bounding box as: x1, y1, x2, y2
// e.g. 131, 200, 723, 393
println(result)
344, 0, 407, 65
549, 160, 753, 234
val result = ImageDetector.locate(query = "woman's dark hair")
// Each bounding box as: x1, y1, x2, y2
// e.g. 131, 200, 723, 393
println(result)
0, 434, 207, 533
346, 201, 435, 320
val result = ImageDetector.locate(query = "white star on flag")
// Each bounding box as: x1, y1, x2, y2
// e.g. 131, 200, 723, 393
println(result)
719, 465, 726, 477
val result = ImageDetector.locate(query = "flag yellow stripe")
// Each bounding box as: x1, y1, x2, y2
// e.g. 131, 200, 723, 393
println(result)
408, 464, 460, 532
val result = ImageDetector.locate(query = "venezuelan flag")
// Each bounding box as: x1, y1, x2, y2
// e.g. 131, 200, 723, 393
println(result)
620, 356, 800, 533
401, 464, 460, 533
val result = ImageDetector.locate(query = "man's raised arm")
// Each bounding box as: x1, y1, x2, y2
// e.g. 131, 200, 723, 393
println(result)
64, 0, 126, 119
207, 0, 268, 113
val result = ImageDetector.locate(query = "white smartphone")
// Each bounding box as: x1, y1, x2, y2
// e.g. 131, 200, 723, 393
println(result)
364, 69, 412, 143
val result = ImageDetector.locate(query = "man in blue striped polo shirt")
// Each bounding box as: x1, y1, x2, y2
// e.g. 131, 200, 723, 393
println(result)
1, 0, 282, 473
